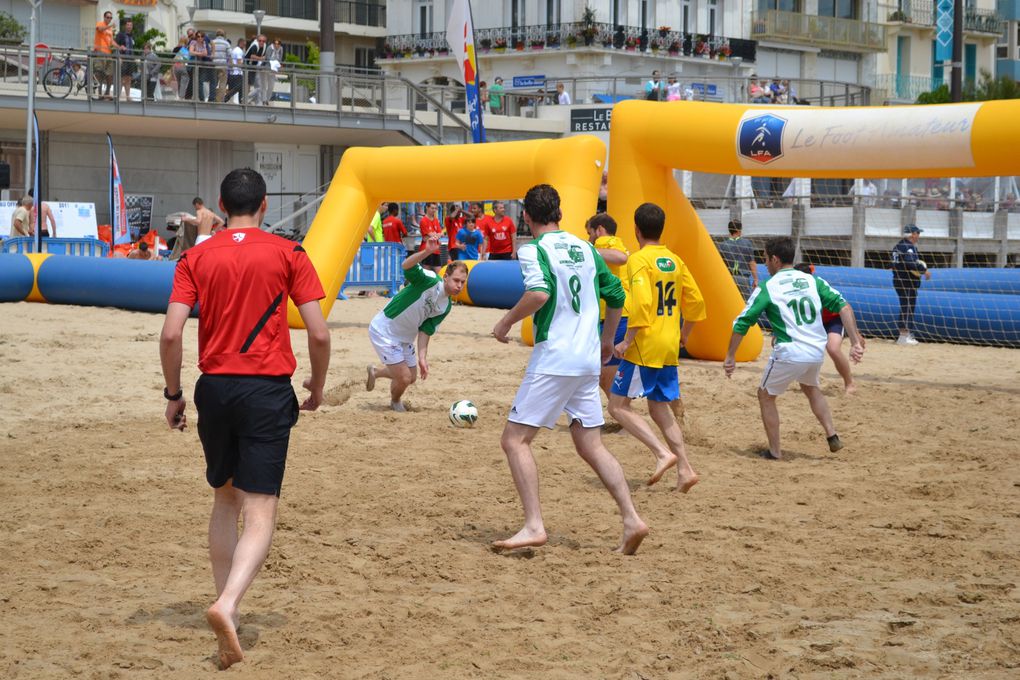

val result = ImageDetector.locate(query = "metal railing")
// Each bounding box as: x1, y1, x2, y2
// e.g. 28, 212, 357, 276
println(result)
0, 45, 468, 144
195, 0, 386, 27
751, 10, 885, 51
875, 73, 939, 101
879, 1, 1002, 33
383, 22, 757, 64
421, 74, 869, 114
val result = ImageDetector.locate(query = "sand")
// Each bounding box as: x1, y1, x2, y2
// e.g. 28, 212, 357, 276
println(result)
1, 298, 1018, 679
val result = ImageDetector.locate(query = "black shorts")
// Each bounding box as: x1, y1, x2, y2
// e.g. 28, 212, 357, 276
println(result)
823, 317, 844, 336
488, 252, 513, 261
422, 252, 441, 268
194, 374, 299, 496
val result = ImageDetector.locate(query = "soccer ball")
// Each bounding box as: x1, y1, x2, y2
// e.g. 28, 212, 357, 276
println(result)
449, 400, 478, 428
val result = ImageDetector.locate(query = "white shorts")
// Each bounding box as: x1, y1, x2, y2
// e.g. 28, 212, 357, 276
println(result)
508, 373, 604, 430
760, 356, 822, 395
368, 323, 417, 368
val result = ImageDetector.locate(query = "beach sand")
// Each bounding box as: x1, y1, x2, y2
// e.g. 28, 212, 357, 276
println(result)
1, 298, 1018, 678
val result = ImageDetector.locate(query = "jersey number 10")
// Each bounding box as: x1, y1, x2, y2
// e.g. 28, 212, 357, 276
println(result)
786, 297, 817, 326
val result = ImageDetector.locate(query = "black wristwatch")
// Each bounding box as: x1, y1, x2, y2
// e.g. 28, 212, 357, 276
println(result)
164, 387, 184, 401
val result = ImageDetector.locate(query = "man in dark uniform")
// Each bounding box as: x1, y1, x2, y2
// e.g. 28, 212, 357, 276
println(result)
159, 168, 331, 669
891, 224, 931, 345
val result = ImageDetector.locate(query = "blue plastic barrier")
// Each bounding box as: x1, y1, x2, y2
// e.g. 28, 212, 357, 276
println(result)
37, 255, 178, 313
756, 265, 1020, 296
1, 237, 110, 257
338, 242, 406, 299
0, 254, 35, 302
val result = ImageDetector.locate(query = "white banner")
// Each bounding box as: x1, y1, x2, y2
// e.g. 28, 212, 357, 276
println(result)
735, 103, 980, 172
0, 201, 98, 240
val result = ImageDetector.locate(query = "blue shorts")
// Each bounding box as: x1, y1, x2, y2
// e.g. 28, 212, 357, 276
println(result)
823, 317, 844, 336
598, 316, 629, 367
610, 360, 680, 402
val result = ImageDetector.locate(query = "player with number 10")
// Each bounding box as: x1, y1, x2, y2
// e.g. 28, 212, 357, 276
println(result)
608, 203, 705, 491
723, 237, 865, 460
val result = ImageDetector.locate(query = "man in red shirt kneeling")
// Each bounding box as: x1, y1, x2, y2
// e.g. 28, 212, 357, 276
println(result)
159, 168, 331, 670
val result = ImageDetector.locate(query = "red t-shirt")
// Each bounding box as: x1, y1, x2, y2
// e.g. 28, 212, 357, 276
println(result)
418, 215, 443, 250
444, 215, 464, 249
169, 228, 325, 376
382, 215, 407, 243
482, 215, 516, 254
822, 308, 839, 324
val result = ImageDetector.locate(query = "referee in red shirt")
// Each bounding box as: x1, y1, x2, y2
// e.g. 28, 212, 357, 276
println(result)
159, 168, 331, 670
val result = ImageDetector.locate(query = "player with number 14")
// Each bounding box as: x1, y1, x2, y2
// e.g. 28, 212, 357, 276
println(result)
609, 203, 706, 491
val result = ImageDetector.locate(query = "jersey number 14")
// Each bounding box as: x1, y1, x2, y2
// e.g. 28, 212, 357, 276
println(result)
656, 281, 677, 316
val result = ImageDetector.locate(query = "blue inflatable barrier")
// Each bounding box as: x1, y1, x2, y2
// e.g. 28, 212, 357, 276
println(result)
37, 256, 178, 313
802, 265, 1020, 296
463, 260, 524, 309
0, 254, 35, 302
834, 284, 1020, 347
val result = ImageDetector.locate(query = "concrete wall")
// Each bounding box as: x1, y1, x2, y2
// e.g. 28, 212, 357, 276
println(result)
44, 133, 254, 226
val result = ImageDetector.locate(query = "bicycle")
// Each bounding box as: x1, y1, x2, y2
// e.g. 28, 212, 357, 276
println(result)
42, 54, 95, 99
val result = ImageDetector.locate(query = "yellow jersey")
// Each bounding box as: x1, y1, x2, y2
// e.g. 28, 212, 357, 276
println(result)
624, 244, 707, 368
594, 235, 629, 319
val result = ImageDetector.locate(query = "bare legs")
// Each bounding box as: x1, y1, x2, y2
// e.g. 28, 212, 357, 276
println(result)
757, 388, 783, 458
608, 394, 699, 490
366, 362, 417, 411
758, 384, 838, 459
494, 420, 648, 554
826, 332, 856, 393
493, 422, 547, 550
206, 482, 279, 669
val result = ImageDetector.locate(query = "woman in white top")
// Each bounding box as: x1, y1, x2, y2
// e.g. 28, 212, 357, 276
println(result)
260, 38, 284, 105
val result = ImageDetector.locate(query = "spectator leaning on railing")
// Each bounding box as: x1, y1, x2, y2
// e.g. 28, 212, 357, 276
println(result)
93, 10, 115, 99
211, 30, 231, 103
114, 18, 136, 102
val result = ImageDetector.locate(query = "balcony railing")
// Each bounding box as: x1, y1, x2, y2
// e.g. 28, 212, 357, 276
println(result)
880, 2, 1004, 33
195, 0, 386, 28
876, 73, 937, 101
751, 10, 885, 51
382, 22, 757, 64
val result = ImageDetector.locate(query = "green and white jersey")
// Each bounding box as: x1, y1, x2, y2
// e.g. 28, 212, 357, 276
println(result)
369, 264, 451, 344
519, 230, 626, 376
733, 268, 846, 363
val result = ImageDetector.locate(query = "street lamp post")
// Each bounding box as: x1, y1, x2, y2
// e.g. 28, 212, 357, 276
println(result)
24, 0, 42, 199
253, 9, 266, 36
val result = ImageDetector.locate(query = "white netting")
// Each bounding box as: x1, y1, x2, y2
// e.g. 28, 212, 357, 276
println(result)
687, 172, 1020, 347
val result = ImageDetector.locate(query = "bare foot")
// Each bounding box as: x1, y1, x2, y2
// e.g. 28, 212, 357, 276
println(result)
647, 452, 678, 486
844, 382, 857, 395
390, 401, 407, 413
675, 471, 700, 494
365, 365, 376, 392
492, 526, 547, 551
615, 520, 649, 555
206, 603, 243, 670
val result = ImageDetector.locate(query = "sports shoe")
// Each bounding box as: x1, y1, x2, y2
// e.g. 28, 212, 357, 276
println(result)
827, 434, 844, 452
896, 334, 918, 346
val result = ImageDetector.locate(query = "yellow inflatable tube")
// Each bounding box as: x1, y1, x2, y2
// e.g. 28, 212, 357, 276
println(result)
289, 136, 606, 327
608, 100, 1020, 361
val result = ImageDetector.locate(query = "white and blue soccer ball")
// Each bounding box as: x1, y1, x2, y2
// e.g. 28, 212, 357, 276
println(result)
449, 400, 478, 428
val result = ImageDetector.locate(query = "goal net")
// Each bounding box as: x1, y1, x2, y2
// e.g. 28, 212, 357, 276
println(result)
683, 170, 1020, 347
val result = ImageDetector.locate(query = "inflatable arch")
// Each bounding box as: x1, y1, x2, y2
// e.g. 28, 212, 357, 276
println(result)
291, 136, 606, 326
606, 99, 1020, 360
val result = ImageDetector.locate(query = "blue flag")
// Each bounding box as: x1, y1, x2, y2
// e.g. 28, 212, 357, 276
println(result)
446, 0, 485, 143
32, 112, 42, 251
935, 0, 954, 63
